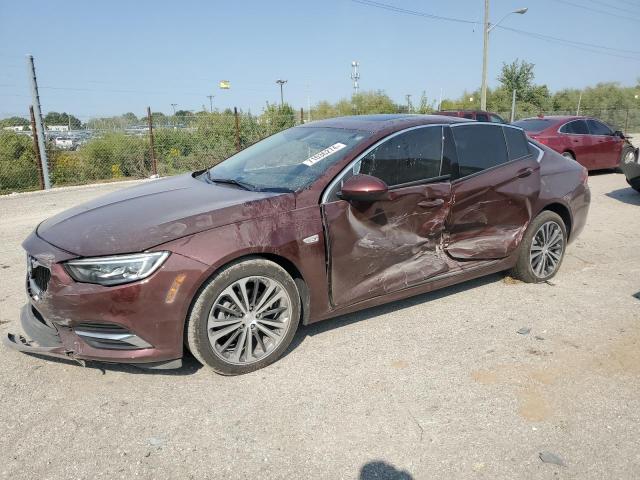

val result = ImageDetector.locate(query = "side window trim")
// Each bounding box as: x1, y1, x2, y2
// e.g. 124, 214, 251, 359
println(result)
321, 124, 448, 204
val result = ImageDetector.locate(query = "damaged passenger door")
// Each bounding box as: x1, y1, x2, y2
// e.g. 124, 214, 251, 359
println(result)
445, 124, 541, 260
321, 125, 454, 308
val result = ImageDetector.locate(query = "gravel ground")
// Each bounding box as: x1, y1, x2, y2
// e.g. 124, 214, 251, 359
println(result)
1, 173, 639, 480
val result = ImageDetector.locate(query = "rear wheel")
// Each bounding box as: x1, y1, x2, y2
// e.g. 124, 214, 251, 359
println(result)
511, 211, 567, 283
186, 258, 301, 375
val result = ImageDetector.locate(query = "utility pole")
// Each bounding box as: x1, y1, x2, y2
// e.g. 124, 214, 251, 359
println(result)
350, 61, 360, 95
438, 88, 443, 111
171, 103, 178, 115
405, 94, 412, 113
29, 106, 45, 190
276, 79, 287, 106
26, 55, 51, 189
576, 91, 582, 116
207, 95, 214, 113
510, 89, 517, 122
481, 0, 490, 111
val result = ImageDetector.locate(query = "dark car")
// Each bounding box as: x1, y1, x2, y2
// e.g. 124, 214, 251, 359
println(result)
514, 116, 636, 171
5, 115, 590, 375
434, 110, 506, 123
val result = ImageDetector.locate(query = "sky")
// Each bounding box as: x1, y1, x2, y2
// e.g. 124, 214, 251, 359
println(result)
0, 0, 638, 120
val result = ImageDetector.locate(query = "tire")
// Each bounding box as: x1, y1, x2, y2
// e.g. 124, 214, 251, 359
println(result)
619, 146, 636, 172
510, 211, 567, 284
562, 151, 575, 160
185, 258, 301, 375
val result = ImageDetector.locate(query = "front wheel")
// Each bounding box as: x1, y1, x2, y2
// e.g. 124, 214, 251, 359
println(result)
619, 146, 636, 172
510, 211, 567, 283
185, 258, 301, 375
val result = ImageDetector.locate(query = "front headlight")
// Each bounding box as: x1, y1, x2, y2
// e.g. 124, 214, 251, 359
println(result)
64, 251, 170, 286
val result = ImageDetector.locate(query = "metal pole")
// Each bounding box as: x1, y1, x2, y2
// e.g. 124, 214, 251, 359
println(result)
300, 107, 304, 124
29, 106, 45, 190
234, 107, 241, 152
146, 107, 157, 176
280, 83, 284, 106
26, 55, 51, 189
624, 108, 629, 134
576, 91, 582, 116
480, 0, 490, 111
510, 89, 517, 122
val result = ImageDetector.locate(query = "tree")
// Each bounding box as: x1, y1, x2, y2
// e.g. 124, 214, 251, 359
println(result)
497, 59, 535, 98
44, 111, 82, 129
416, 91, 435, 114
0, 116, 30, 128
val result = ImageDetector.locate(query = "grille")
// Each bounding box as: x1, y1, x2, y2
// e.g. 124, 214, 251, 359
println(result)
27, 255, 51, 295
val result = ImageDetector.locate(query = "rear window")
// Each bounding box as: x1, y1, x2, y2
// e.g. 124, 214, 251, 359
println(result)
452, 124, 509, 177
559, 120, 589, 135
503, 127, 531, 160
513, 119, 554, 133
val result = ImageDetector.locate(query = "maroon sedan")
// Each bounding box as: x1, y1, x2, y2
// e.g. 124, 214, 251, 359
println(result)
514, 115, 636, 171
5, 115, 590, 375
434, 110, 506, 123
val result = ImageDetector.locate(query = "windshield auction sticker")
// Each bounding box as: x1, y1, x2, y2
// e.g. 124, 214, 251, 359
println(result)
302, 143, 347, 167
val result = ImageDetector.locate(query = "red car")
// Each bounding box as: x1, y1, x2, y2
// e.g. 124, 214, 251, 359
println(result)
514, 116, 636, 171
434, 110, 506, 123
5, 115, 590, 375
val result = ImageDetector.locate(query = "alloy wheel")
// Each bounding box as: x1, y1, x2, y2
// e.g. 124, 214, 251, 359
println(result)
529, 221, 565, 278
207, 276, 291, 365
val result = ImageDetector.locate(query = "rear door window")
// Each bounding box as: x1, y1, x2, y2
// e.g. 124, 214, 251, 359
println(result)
586, 119, 613, 136
560, 120, 589, 135
503, 127, 531, 160
452, 124, 509, 178
356, 126, 443, 186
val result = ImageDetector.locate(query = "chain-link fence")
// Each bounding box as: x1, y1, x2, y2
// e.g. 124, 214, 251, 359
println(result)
1, 107, 639, 194
0, 109, 305, 194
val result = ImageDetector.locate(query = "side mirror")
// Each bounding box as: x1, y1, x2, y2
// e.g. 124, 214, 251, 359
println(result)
337, 174, 388, 202
613, 130, 625, 138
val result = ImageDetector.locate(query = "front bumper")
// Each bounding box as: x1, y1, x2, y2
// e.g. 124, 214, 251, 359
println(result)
4, 231, 210, 369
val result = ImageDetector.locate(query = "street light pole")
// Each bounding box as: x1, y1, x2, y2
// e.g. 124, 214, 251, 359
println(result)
276, 79, 287, 106
207, 95, 214, 113
480, 3, 528, 110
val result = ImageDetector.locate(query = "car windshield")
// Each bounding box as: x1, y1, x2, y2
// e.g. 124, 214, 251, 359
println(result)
203, 127, 368, 192
513, 119, 555, 133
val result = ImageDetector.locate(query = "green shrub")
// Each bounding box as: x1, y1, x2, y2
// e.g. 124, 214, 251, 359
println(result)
0, 132, 39, 193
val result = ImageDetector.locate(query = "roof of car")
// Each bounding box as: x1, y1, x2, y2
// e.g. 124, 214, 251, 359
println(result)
518, 115, 589, 123
301, 114, 472, 132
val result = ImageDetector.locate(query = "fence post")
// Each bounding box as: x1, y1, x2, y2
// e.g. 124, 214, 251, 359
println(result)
624, 108, 630, 134
29, 105, 45, 190
234, 107, 241, 152
146, 106, 157, 176
300, 107, 304, 124
26, 55, 51, 189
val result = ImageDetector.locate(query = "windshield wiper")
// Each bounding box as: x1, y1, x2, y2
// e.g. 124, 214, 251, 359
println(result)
207, 175, 255, 191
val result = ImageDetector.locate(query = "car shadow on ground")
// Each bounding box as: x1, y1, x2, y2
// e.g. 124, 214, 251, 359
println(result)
284, 272, 504, 360
359, 461, 414, 479
605, 187, 640, 205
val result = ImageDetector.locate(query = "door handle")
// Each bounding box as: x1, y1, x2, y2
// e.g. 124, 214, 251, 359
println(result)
418, 198, 444, 208
517, 168, 533, 178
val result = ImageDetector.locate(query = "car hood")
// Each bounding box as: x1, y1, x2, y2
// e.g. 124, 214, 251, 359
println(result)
36, 173, 295, 257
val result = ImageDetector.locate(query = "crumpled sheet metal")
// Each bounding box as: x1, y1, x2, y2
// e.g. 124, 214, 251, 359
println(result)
324, 183, 456, 307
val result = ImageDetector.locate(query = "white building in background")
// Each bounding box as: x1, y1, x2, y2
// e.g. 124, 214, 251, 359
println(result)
3, 125, 27, 132
47, 125, 69, 132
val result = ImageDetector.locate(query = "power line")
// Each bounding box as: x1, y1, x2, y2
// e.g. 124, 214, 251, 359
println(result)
353, 0, 640, 61
496, 25, 640, 55
351, 0, 479, 25
584, 0, 640, 15
556, 0, 640, 22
